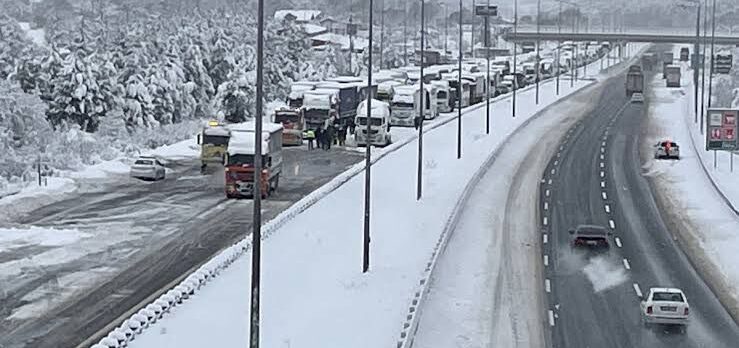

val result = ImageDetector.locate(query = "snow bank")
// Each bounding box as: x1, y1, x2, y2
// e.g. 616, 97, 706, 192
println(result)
644, 67, 739, 319
0, 226, 90, 248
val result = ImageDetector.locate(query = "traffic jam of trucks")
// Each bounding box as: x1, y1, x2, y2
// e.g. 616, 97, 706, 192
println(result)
184, 41, 615, 200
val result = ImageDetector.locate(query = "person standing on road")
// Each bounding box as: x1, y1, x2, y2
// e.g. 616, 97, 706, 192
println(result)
324, 124, 335, 150
305, 129, 315, 150
315, 127, 324, 151
348, 118, 356, 135
338, 125, 347, 146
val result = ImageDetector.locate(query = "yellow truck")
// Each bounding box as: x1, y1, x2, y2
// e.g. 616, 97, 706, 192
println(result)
196, 121, 231, 173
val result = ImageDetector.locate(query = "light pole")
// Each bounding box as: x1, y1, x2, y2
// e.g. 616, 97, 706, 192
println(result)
363, 0, 374, 274
485, 0, 492, 134
250, 0, 264, 346
693, 1, 701, 123
417, 0, 425, 200
404, 1, 408, 66
458, 0, 463, 158
700, 0, 708, 134
512, 0, 518, 118
707, 0, 716, 108
472, 0, 476, 57
556, 0, 562, 95
380, 0, 385, 69
444, 2, 449, 56
535, 0, 541, 104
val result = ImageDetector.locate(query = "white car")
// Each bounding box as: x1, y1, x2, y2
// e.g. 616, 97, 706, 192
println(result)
130, 156, 166, 181
654, 140, 680, 160
641, 287, 690, 329
631, 92, 645, 103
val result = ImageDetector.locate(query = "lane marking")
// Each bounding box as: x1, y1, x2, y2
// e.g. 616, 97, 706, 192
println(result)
548, 310, 555, 326
623, 258, 631, 270
543, 217, 549, 226
545, 189, 550, 197
559, 146, 564, 151
633, 283, 643, 298
548, 179, 552, 185
545, 279, 552, 293
544, 255, 549, 266
600, 162, 605, 168
601, 148, 605, 153
601, 181, 606, 188
551, 168, 556, 175
602, 192, 608, 200
544, 202, 549, 211
602, 141, 607, 146
600, 171, 605, 178
615, 237, 622, 248
543, 234, 548, 244
605, 204, 611, 213
600, 154, 605, 160
556, 152, 561, 158
554, 160, 559, 166
609, 219, 615, 229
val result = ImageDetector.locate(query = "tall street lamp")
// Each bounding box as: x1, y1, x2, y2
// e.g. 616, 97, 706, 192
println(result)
556, 0, 562, 95
458, 0, 463, 158
417, 0, 425, 200
363, 0, 374, 274
700, 0, 708, 134
249, 0, 265, 346
512, 0, 518, 118
707, 0, 717, 108
535, 0, 541, 104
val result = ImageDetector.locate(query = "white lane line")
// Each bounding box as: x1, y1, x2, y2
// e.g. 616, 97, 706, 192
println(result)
551, 168, 556, 175
545, 279, 552, 293
602, 141, 607, 146
633, 283, 643, 298
544, 202, 549, 211
543, 217, 549, 226
602, 192, 608, 200
600, 162, 605, 168
548, 310, 555, 326
601, 181, 606, 188
601, 147, 605, 153
544, 255, 549, 266
548, 179, 552, 185
605, 204, 611, 213
623, 258, 631, 270
615, 237, 622, 248
554, 160, 559, 166
559, 145, 564, 151
556, 152, 561, 158
609, 219, 616, 229
543, 234, 548, 244
600, 154, 605, 160
545, 189, 550, 197
600, 171, 605, 178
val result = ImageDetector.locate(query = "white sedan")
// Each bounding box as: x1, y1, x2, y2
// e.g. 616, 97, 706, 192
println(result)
641, 287, 690, 329
130, 156, 166, 181
631, 92, 645, 103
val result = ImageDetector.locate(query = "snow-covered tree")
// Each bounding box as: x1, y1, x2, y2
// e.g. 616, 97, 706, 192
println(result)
0, 15, 34, 80
213, 67, 255, 123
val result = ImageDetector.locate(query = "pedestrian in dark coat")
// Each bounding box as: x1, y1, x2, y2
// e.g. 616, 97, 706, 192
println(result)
338, 125, 347, 146
314, 127, 324, 151
324, 124, 335, 150
348, 118, 356, 135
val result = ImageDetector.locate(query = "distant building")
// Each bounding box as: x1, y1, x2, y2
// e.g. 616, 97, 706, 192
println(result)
274, 10, 323, 24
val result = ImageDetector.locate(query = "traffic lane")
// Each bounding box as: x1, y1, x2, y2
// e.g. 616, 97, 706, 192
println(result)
548, 77, 636, 348
0, 146, 363, 348
607, 101, 739, 347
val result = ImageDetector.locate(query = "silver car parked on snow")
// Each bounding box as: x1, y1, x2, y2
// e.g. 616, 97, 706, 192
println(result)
130, 156, 166, 181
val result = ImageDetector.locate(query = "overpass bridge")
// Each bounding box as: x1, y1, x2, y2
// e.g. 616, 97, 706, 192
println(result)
503, 26, 739, 45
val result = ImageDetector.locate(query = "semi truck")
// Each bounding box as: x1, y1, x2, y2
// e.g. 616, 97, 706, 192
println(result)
625, 71, 645, 96
316, 81, 361, 125
665, 65, 682, 88
355, 99, 392, 147
225, 123, 283, 199
196, 121, 231, 173
273, 107, 304, 146
302, 90, 339, 130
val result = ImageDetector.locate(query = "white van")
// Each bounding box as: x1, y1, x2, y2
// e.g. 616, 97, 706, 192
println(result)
355, 99, 392, 147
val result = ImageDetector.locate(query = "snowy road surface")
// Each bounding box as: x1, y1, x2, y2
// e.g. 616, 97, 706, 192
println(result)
124, 64, 601, 346
0, 147, 363, 348
411, 69, 603, 348
644, 61, 739, 321
544, 45, 739, 348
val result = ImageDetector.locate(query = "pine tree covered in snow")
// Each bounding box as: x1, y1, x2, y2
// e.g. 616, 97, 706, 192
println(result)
0, 15, 33, 80
213, 67, 255, 123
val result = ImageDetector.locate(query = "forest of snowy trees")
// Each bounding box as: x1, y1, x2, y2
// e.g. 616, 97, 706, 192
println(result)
0, 1, 352, 186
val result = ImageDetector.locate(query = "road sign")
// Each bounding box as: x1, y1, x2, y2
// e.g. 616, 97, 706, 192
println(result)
475, 5, 498, 17
347, 23, 358, 36
706, 108, 739, 151
714, 54, 733, 74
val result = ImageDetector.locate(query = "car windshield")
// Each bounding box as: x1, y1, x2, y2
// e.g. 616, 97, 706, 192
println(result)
653, 292, 684, 302
275, 114, 300, 123
134, 160, 154, 166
